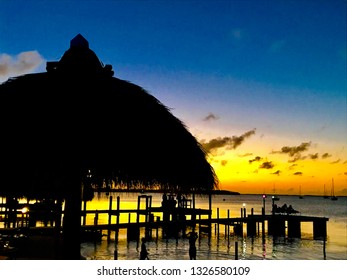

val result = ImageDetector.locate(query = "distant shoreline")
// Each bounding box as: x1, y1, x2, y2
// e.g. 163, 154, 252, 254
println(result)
95, 189, 346, 197
95, 189, 241, 195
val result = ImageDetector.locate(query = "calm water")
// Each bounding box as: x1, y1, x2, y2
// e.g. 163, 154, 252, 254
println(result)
80, 192, 347, 260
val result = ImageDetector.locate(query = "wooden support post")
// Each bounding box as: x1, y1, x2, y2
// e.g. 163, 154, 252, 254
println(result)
208, 193, 212, 242
137, 196, 141, 224
313, 219, 327, 240
217, 207, 220, 235
235, 241, 238, 260
107, 196, 113, 242
287, 219, 301, 238
115, 196, 120, 243
192, 192, 196, 226
208, 193, 212, 222
247, 219, 257, 236
114, 249, 118, 260
227, 224, 230, 245
82, 200, 87, 226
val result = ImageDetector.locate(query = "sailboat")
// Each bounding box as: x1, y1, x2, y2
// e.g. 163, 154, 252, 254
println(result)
299, 185, 304, 199
323, 184, 329, 199
331, 178, 338, 201
272, 183, 280, 201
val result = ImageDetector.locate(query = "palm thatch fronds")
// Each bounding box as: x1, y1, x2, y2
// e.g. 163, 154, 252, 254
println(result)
0, 35, 217, 199
0, 34, 218, 259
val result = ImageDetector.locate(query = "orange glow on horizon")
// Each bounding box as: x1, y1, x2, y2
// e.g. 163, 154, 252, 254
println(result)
210, 149, 347, 196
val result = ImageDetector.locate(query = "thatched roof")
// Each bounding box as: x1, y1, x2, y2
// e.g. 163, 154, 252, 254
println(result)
0, 34, 218, 199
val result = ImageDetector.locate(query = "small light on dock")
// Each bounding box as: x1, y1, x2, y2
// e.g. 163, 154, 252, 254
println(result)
21, 207, 29, 214
262, 195, 266, 215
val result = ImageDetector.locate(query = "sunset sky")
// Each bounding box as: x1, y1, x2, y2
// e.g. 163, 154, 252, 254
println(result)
1, 0, 346, 195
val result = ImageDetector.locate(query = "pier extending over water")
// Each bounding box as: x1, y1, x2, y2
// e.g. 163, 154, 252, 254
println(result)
0, 194, 329, 242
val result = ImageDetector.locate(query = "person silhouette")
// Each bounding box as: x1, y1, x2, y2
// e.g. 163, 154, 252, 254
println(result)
139, 237, 149, 260
187, 231, 198, 260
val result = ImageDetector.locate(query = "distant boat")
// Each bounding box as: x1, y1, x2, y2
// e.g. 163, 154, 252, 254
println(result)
331, 178, 338, 201
323, 184, 329, 199
272, 183, 280, 201
299, 185, 304, 199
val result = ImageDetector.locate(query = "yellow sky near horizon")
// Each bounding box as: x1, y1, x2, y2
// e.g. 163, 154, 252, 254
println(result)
203, 132, 347, 196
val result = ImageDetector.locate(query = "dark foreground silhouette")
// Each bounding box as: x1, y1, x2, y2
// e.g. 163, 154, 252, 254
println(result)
0, 34, 217, 259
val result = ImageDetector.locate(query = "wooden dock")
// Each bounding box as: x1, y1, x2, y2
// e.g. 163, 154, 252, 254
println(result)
0, 195, 329, 242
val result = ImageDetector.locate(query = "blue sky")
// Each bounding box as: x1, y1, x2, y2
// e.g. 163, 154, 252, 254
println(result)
1, 0, 346, 194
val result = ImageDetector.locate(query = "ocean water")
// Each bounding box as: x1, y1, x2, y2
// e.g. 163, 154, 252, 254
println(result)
80, 193, 347, 260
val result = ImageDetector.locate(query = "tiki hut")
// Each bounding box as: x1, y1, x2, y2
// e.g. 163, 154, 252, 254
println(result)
0, 34, 218, 259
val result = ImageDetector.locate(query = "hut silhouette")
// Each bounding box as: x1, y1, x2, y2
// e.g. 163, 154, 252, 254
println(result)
0, 34, 218, 259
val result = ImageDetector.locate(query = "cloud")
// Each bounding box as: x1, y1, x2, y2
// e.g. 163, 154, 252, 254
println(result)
322, 153, 332, 159
230, 129, 256, 149
309, 153, 319, 160
238, 153, 253, 157
330, 159, 341, 164
221, 160, 228, 166
288, 164, 298, 170
203, 113, 219, 122
201, 128, 256, 153
288, 156, 307, 163
275, 142, 311, 157
272, 170, 281, 176
0, 51, 45, 81
272, 142, 312, 162
293, 172, 303, 176
259, 161, 274, 169
249, 156, 262, 164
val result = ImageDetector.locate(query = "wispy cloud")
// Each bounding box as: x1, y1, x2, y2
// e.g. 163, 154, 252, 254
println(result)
0, 51, 44, 82
249, 156, 262, 164
322, 153, 332, 159
272, 170, 281, 176
274, 142, 311, 157
238, 153, 253, 157
293, 172, 303, 176
272, 142, 311, 162
221, 160, 228, 166
201, 129, 256, 153
288, 164, 298, 170
330, 159, 341, 164
203, 113, 219, 122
